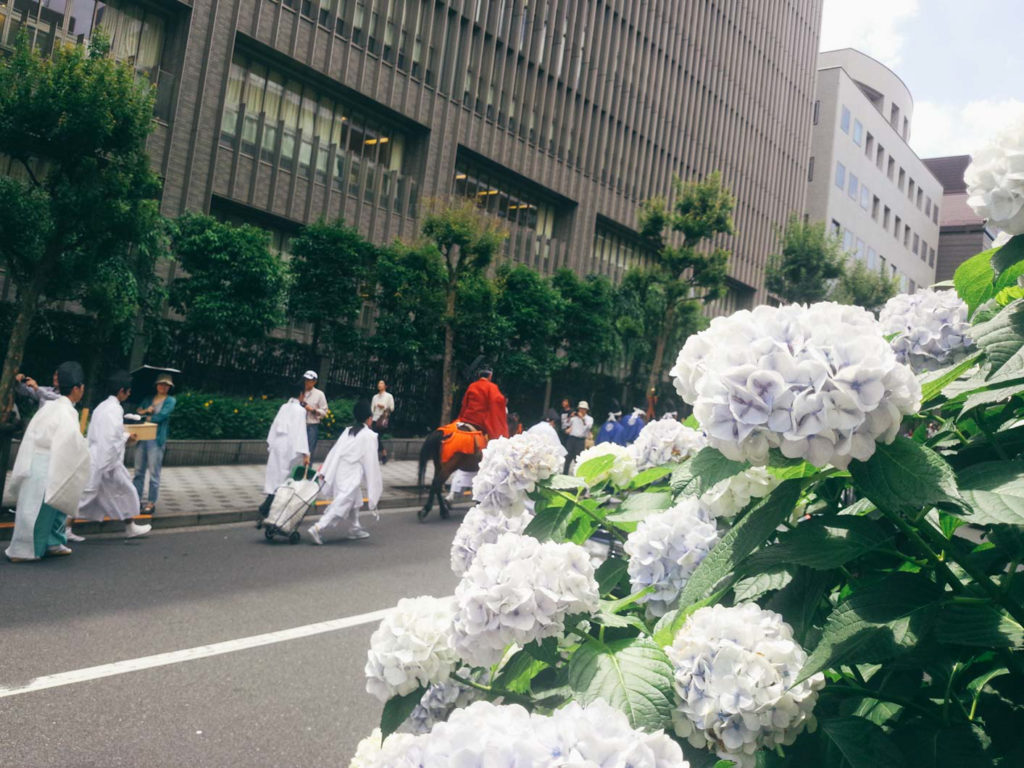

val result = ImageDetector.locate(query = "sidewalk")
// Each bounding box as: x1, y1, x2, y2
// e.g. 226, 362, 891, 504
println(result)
1, 460, 435, 540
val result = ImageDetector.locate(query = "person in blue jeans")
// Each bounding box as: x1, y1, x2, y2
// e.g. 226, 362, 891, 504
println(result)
133, 373, 176, 512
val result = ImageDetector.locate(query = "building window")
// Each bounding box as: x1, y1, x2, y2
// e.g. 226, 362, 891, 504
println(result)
894, 215, 901, 239
890, 103, 900, 128
872, 195, 880, 220
883, 206, 891, 229
453, 159, 555, 237
904, 225, 911, 247
876, 145, 885, 170
843, 229, 854, 252
865, 132, 874, 157
860, 184, 870, 210
925, 197, 932, 216
933, 205, 939, 224
902, 117, 909, 140
848, 173, 859, 199
812, 100, 820, 125
908, 178, 915, 200
593, 223, 655, 277
835, 161, 846, 189
898, 168, 906, 191
867, 248, 877, 268
929, 247, 936, 267
855, 238, 866, 261
852, 119, 863, 146
913, 233, 919, 255
921, 239, 928, 261
887, 156, 895, 180
807, 155, 814, 182
831, 219, 841, 237
916, 188, 923, 209
840, 105, 851, 134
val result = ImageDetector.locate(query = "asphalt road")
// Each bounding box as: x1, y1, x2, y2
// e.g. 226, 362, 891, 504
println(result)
0, 505, 464, 768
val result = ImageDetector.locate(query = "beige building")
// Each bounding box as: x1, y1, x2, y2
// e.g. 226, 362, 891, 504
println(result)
806, 49, 941, 293
922, 155, 997, 282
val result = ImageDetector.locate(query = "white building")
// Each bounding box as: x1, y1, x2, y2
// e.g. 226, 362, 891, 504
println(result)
806, 49, 941, 293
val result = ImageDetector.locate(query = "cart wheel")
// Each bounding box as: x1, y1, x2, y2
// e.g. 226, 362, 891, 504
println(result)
289, 531, 301, 545
265, 527, 275, 541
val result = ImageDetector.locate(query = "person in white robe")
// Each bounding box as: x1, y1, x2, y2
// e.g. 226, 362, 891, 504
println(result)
527, 408, 564, 450
259, 383, 310, 519
77, 371, 152, 538
5, 362, 91, 562
308, 400, 382, 544
445, 469, 476, 503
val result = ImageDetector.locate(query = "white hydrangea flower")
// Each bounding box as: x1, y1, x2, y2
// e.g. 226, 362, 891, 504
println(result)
472, 433, 566, 515
700, 467, 780, 520
450, 504, 533, 576
451, 533, 600, 667
357, 700, 690, 768
631, 419, 708, 470
666, 603, 825, 768
879, 289, 974, 372
349, 729, 418, 768
365, 596, 459, 702
574, 442, 638, 487
965, 116, 1024, 235
670, 302, 921, 468
624, 498, 720, 618
402, 680, 480, 735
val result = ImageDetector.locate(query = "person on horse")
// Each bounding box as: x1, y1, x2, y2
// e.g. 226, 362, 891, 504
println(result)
456, 365, 509, 440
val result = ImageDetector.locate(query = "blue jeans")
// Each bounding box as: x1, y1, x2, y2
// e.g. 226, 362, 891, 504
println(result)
133, 441, 166, 504
306, 424, 319, 459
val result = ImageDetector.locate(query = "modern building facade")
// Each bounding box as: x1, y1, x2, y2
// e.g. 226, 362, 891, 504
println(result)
805, 49, 941, 293
1, 0, 822, 314
922, 154, 996, 282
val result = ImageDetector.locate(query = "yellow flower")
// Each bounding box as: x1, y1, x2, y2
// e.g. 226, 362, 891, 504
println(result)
233, 409, 239, 414
261, 395, 268, 400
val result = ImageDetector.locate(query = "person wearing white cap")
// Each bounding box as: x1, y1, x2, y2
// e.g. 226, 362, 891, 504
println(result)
563, 401, 593, 473
133, 372, 176, 513
299, 370, 328, 458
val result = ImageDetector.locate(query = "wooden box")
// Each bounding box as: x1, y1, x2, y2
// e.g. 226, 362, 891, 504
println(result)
124, 422, 157, 441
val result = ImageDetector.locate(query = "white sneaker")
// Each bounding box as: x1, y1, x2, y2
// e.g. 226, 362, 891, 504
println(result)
307, 526, 323, 545
125, 521, 152, 538
66, 527, 85, 542
346, 529, 370, 540
46, 544, 73, 557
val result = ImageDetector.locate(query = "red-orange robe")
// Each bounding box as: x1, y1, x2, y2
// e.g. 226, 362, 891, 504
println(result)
457, 378, 509, 439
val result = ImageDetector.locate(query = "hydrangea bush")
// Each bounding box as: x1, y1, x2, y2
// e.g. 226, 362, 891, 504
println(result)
880, 289, 974, 371
353, 208, 1024, 766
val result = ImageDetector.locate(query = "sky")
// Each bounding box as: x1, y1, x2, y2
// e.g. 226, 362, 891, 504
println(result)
819, 0, 1024, 159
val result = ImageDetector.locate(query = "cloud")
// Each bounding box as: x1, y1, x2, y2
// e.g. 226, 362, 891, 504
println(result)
911, 99, 1024, 158
819, 0, 920, 66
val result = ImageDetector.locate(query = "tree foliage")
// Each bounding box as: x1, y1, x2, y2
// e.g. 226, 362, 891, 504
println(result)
830, 258, 901, 313
0, 32, 161, 421
287, 218, 377, 365
491, 264, 564, 391
169, 213, 289, 356
551, 269, 616, 373
765, 215, 845, 304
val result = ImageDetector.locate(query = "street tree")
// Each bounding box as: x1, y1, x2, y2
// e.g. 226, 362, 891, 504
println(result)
419, 199, 508, 424
288, 218, 378, 368
169, 213, 289, 359
0, 32, 161, 422
636, 171, 734, 395
764, 215, 845, 303
829, 258, 900, 313
551, 269, 616, 374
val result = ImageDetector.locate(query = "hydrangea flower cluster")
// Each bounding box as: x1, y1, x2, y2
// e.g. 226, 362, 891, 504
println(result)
700, 467, 780, 520
573, 442, 638, 487
364, 596, 459, 702
354, 700, 690, 768
879, 289, 974, 372
402, 680, 479, 735
624, 498, 720, 618
349, 729, 417, 768
451, 533, 600, 667
665, 603, 825, 768
670, 302, 921, 468
965, 115, 1024, 235
449, 505, 533, 576
471, 433, 566, 515
630, 419, 707, 470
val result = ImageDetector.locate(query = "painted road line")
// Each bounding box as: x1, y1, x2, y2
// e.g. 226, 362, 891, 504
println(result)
0, 607, 393, 699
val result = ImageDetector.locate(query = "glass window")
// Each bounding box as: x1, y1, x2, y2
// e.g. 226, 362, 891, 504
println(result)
929, 247, 935, 267
220, 58, 246, 143
867, 248, 877, 268
852, 119, 862, 146
860, 184, 869, 210
848, 173, 858, 199
835, 161, 846, 190
843, 229, 854, 252
261, 70, 285, 159
840, 106, 850, 134
855, 239, 865, 261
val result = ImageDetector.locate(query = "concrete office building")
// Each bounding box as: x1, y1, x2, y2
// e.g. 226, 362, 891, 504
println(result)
806, 49, 941, 294
922, 154, 997, 282
1, 0, 822, 313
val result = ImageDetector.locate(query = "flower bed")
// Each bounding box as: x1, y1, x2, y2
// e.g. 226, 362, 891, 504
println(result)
172, 391, 353, 440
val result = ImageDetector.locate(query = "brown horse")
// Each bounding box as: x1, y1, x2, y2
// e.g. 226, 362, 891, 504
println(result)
417, 428, 483, 521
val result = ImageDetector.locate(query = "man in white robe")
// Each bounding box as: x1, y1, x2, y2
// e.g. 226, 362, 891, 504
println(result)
308, 400, 382, 544
527, 408, 564, 450
259, 383, 310, 519
77, 371, 152, 538
5, 362, 91, 562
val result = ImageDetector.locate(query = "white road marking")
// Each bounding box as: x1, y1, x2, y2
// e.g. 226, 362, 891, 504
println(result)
0, 607, 393, 699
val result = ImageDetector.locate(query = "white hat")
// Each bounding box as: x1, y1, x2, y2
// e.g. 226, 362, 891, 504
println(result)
578, 400, 590, 410
303, 370, 318, 380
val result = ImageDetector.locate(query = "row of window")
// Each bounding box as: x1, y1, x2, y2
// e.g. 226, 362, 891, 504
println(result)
834, 161, 936, 268
835, 222, 915, 293
220, 52, 415, 214
833, 103, 939, 225
0, 0, 166, 81
452, 162, 555, 235
592, 226, 653, 278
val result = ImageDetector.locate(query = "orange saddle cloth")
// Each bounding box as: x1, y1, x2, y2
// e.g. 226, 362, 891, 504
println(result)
439, 421, 487, 464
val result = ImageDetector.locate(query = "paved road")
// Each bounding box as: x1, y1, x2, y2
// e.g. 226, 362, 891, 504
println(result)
0, 503, 467, 767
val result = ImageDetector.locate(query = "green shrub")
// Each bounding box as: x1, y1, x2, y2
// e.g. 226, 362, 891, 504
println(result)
171, 391, 353, 440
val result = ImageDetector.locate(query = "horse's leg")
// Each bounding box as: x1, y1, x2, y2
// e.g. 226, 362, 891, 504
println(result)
418, 450, 441, 521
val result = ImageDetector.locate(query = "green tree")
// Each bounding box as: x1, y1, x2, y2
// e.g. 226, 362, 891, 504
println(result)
764, 215, 845, 303
169, 213, 289, 358
636, 171, 734, 394
829, 258, 900, 313
288, 218, 377, 367
372, 241, 446, 375
551, 269, 616, 374
0, 32, 161, 422
419, 199, 508, 424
